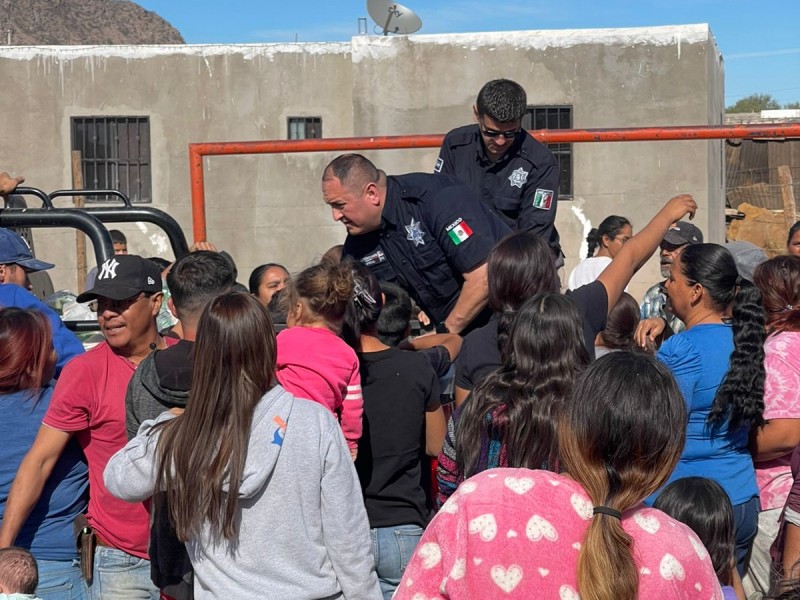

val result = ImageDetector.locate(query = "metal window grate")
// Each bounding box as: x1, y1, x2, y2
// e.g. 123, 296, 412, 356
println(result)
288, 117, 322, 140
523, 106, 573, 198
71, 117, 152, 203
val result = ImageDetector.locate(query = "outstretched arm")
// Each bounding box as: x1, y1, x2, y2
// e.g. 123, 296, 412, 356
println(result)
597, 194, 697, 315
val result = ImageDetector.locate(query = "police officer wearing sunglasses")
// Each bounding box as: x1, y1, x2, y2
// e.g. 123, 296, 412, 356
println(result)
435, 79, 563, 265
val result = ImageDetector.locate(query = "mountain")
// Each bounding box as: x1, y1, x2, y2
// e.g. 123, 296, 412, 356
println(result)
2, 0, 185, 45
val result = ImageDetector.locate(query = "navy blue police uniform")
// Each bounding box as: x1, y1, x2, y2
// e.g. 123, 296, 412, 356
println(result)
436, 124, 562, 259
343, 173, 510, 333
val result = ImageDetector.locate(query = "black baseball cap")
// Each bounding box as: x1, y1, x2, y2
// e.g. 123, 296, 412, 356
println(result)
663, 221, 703, 246
77, 255, 162, 302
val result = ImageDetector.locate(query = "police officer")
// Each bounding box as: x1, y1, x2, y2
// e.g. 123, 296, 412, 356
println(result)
322, 153, 510, 335
435, 79, 562, 263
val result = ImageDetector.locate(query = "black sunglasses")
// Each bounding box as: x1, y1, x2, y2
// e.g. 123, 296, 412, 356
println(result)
480, 127, 520, 140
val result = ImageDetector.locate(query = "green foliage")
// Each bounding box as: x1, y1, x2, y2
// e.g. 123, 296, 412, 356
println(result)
726, 93, 782, 113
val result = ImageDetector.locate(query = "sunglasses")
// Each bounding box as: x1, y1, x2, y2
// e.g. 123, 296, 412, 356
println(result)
89, 292, 150, 313
480, 127, 520, 140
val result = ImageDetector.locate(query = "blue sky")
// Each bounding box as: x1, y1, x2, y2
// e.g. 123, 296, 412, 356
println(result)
137, 0, 800, 107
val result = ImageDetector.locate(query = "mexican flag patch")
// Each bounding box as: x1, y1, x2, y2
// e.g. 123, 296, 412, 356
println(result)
533, 188, 554, 210
446, 218, 473, 245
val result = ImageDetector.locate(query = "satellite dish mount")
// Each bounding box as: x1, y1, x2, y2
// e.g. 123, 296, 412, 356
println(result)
366, 0, 422, 36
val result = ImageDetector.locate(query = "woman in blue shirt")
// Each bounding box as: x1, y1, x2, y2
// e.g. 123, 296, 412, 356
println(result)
654, 243, 766, 575
0, 308, 89, 599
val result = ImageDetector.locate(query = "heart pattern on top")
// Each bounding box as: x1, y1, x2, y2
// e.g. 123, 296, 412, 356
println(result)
526, 514, 559, 542
570, 493, 593, 520
504, 476, 534, 495
490, 564, 523, 593
634, 512, 660, 534
469, 513, 498, 542
417, 542, 442, 570
449, 558, 466, 581
559, 584, 580, 600
659, 553, 686, 581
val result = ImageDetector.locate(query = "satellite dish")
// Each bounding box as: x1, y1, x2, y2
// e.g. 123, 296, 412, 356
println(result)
366, 0, 422, 36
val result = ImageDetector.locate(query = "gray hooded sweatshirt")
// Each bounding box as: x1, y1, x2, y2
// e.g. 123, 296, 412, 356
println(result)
105, 385, 382, 600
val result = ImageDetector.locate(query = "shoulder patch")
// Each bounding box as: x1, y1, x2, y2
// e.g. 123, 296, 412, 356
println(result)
434, 157, 444, 173
446, 218, 473, 246
532, 189, 554, 210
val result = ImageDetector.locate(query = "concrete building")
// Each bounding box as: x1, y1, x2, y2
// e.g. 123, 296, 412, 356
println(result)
0, 23, 723, 299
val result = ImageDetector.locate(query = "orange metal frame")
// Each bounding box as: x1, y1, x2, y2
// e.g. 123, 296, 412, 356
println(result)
188, 123, 800, 243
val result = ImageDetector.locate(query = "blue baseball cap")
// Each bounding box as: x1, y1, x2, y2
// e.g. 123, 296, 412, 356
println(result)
0, 228, 55, 271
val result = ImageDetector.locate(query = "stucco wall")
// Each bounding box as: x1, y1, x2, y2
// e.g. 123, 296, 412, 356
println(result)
0, 24, 723, 300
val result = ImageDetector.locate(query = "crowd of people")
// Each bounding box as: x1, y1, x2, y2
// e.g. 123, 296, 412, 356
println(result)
0, 78, 800, 600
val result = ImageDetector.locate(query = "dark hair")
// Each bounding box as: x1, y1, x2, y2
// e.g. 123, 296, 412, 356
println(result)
0, 308, 54, 393
375, 281, 412, 346
167, 251, 235, 319
147, 256, 171, 271
754, 256, 800, 335
597, 292, 642, 352
248, 263, 288, 295
678, 243, 766, 430
0, 547, 39, 594
109, 229, 127, 245
586, 215, 631, 258
487, 231, 560, 361
287, 261, 354, 331
455, 293, 589, 479
341, 259, 383, 348
267, 288, 288, 326
155, 292, 276, 541
476, 79, 527, 123
322, 153, 380, 190
787, 221, 800, 249
653, 477, 735, 586
559, 352, 687, 600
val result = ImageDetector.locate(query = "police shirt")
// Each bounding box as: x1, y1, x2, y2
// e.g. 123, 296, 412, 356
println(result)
435, 124, 561, 256
343, 173, 510, 327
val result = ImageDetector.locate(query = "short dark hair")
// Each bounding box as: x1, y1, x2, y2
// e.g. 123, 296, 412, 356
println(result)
375, 281, 412, 346
653, 477, 735, 586
166, 251, 235, 318
476, 79, 527, 123
0, 547, 38, 594
109, 229, 127, 245
322, 154, 380, 190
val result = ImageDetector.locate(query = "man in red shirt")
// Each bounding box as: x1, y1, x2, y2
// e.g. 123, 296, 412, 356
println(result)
0, 255, 170, 599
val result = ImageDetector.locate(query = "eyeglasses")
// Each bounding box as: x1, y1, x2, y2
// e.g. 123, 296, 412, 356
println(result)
613, 235, 631, 244
480, 127, 520, 140
89, 292, 149, 313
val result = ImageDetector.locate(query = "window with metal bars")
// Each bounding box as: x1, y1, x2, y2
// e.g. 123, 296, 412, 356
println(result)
523, 106, 573, 198
71, 117, 152, 203
287, 117, 322, 140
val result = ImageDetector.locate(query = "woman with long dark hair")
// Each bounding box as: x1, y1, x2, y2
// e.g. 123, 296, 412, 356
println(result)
787, 221, 800, 257
745, 256, 800, 594
0, 308, 89, 599
567, 214, 632, 290
654, 243, 766, 575
398, 353, 722, 600
436, 293, 589, 504
104, 292, 380, 599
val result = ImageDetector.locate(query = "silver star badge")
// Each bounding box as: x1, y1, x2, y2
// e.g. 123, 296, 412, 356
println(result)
508, 167, 529, 189
405, 218, 426, 246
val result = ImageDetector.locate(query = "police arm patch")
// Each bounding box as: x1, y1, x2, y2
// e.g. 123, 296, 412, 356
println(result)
532, 188, 554, 210
446, 218, 473, 245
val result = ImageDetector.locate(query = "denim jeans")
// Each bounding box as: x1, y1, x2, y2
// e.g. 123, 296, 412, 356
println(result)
36, 558, 88, 600
733, 496, 761, 576
370, 524, 424, 600
88, 547, 159, 600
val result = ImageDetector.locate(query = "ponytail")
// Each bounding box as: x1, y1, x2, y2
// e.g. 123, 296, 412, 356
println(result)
708, 279, 766, 429
586, 228, 601, 258
559, 353, 686, 600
